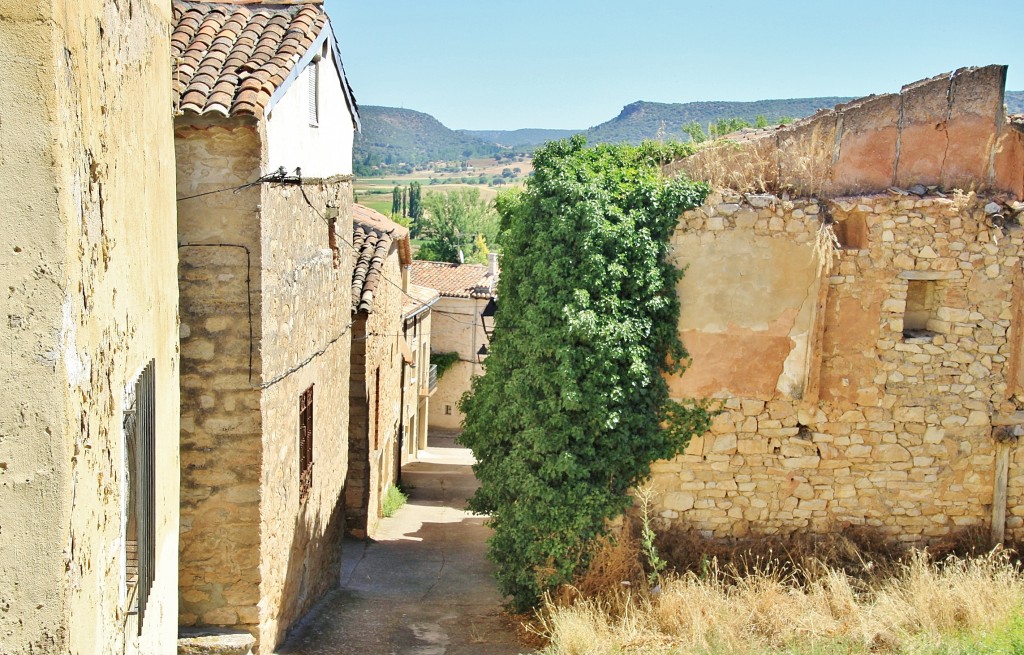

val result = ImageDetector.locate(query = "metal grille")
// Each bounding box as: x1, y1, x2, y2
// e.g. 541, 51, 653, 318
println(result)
299, 385, 314, 498
307, 60, 319, 126
124, 360, 156, 636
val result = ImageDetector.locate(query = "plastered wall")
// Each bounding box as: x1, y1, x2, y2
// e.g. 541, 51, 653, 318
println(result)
656, 191, 1024, 544
428, 296, 485, 429
0, 1, 180, 653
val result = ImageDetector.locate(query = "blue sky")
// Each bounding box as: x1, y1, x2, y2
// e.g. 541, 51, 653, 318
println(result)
325, 0, 1022, 131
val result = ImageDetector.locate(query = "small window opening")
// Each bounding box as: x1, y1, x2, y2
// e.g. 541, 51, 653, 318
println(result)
308, 58, 320, 127
373, 367, 381, 449
833, 214, 867, 249
299, 385, 314, 498
445, 404, 452, 416
903, 280, 937, 340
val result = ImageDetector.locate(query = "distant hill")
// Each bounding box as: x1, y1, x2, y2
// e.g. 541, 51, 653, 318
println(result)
1007, 91, 1024, 113
354, 92, 1024, 175
459, 128, 581, 147
353, 106, 504, 175
584, 97, 854, 145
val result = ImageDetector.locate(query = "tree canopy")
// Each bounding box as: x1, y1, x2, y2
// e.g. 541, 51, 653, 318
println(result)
459, 136, 713, 610
417, 188, 499, 264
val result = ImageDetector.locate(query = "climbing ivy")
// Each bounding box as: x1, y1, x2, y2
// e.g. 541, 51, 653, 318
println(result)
458, 136, 713, 610
430, 351, 460, 380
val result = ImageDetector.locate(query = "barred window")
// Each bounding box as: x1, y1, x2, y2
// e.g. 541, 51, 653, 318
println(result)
299, 385, 314, 498
124, 360, 156, 636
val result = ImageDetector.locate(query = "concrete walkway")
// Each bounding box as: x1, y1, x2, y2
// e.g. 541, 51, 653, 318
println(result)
277, 433, 530, 655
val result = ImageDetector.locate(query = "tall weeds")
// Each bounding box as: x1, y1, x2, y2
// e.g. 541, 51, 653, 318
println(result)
536, 543, 1024, 655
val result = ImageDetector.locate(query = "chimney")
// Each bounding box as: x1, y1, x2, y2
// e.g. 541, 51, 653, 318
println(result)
488, 252, 498, 279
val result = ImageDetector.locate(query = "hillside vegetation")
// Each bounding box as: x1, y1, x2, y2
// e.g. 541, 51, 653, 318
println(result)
353, 106, 507, 176
355, 91, 1024, 176
1008, 90, 1024, 113
459, 128, 581, 147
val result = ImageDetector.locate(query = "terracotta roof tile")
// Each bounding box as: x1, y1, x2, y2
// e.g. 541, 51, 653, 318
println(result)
350, 205, 411, 314
171, 1, 333, 118
403, 283, 440, 318
409, 261, 495, 299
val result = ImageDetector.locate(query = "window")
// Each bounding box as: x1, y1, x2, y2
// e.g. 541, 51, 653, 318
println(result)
308, 58, 320, 127
299, 385, 314, 498
833, 214, 867, 249
445, 404, 452, 416
904, 280, 937, 340
124, 360, 156, 636
373, 367, 381, 449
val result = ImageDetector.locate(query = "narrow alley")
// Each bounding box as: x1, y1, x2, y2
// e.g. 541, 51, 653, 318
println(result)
276, 432, 530, 655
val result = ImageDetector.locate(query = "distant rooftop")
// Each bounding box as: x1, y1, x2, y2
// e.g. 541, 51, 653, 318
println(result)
410, 261, 495, 299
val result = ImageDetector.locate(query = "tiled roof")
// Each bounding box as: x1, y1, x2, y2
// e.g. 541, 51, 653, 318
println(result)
403, 283, 440, 318
351, 205, 409, 314
171, 1, 354, 119
409, 261, 494, 299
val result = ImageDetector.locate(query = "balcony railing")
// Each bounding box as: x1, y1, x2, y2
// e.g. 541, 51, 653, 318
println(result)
421, 364, 438, 396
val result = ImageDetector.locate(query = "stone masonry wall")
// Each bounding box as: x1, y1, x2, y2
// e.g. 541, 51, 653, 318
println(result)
346, 253, 404, 538
176, 117, 265, 633
0, 2, 181, 653
257, 178, 353, 653
656, 190, 1024, 544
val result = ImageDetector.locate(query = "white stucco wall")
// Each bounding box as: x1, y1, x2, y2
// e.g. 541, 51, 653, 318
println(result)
265, 29, 355, 179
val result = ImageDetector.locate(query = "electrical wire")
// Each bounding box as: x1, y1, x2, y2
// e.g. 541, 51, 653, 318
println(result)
175, 167, 292, 202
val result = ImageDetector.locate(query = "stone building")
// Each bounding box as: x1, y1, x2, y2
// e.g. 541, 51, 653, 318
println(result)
653, 65, 1024, 546
0, 1, 181, 653
401, 283, 441, 465
345, 205, 413, 538
171, 1, 359, 651
410, 258, 499, 430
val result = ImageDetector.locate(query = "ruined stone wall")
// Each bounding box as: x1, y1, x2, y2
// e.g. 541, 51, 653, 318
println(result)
675, 65, 1024, 199
0, 1, 181, 653
428, 296, 485, 429
656, 190, 1024, 544
346, 254, 404, 537
257, 179, 353, 653
175, 117, 265, 633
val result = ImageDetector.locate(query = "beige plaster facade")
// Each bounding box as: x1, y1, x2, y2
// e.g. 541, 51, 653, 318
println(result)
401, 291, 438, 466
427, 296, 490, 429
0, 1, 181, 653
654, 66, 1024, 546
175, 114, 354, 653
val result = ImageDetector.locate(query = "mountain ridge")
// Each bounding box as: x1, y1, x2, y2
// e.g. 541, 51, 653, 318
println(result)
354, 91, 1024, 175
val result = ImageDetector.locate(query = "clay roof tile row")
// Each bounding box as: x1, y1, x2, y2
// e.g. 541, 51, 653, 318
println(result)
171, 1, 329, 117
350, 205, 412, 314
409, 261, 495, 299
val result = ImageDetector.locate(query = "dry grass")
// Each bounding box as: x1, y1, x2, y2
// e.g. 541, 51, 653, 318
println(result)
673, 122, 836, 199
533, 528, 1024, 655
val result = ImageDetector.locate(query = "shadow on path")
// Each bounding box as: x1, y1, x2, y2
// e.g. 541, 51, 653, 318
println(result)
276, 433, 530, 655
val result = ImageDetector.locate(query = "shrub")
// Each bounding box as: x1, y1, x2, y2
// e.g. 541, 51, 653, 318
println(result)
459, 136, 712, 610
381, 484, 407, 518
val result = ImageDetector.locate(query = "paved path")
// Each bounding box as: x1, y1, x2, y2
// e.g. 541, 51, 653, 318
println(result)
277, 434, 530, 655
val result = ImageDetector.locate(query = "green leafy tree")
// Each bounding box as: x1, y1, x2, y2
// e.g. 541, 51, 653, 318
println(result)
409, 181, 422, 220
755, 114, 769, 128
417, 188, 499, 264
391, 185, 401, 217
459, 137, 713, 611
682, 120, 708, 144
